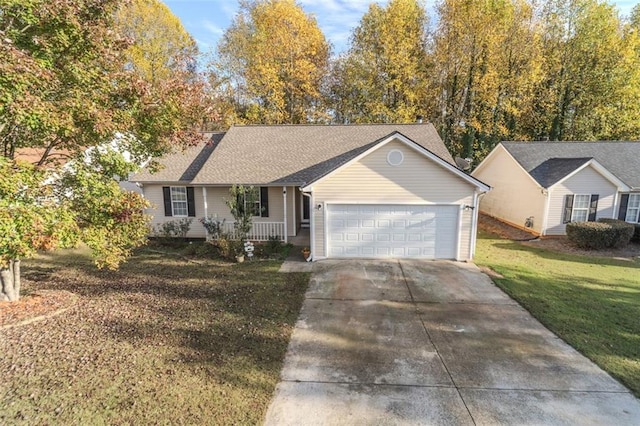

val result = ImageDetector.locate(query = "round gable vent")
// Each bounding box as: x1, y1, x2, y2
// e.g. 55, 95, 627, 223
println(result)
387, 149, 404, 166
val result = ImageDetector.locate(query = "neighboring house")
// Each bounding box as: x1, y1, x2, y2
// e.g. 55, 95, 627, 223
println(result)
472, 141, 640, 236
14, 139, 144, 194
131, 124, 490, 261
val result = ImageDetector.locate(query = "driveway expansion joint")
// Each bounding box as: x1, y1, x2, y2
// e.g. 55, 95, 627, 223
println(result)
397, 260, 478, 425
279, 379, 458, 389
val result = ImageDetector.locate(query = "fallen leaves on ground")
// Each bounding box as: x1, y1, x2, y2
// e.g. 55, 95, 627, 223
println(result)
0, 246, 309, 425
0, 290, 77, 327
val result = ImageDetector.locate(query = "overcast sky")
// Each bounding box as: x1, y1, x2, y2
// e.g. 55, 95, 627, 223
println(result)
162, 0, 638, 57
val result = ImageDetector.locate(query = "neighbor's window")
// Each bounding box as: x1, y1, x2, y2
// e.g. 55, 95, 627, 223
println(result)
571, 194, 591, 222
563, 194, 599, 223
171, 187, 188, 217
626, 194, 640, 223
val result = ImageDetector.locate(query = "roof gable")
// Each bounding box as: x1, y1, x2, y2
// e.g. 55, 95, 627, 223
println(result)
529, 157, 592, 188
302, 132, 490, 191
502, 141, 640, 189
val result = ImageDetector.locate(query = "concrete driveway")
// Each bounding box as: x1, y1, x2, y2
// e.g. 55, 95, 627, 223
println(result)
265, 260, 640, 425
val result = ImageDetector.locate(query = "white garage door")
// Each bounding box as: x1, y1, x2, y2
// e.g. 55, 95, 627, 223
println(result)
327, 204, 459, 259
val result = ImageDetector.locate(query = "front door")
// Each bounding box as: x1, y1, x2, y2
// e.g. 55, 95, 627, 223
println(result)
301, 193, 310, 228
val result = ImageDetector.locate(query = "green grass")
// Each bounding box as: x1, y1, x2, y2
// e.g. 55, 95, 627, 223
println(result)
0, 245, 310, 424
475, 231, 640, 397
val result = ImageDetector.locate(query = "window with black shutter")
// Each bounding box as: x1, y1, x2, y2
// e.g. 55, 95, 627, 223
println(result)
163, 187, 172, 217
563, 194, 598, 223
162, 186, 194, 217
260, 187, 269, 217
618, 194, 630, 220
562, 195, 574, 223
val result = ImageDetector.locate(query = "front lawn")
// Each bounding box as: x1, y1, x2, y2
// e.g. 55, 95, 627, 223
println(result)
0, 246, 309, 424
475, 232, 640, 397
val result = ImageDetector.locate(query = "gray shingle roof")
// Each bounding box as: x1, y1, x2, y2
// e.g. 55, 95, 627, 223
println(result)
186, 123, 455, 185
528, 158, 592, 188
502, 141, 640, 189
131, 132, 224, 183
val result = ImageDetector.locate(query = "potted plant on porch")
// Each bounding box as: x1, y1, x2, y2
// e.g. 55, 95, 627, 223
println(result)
301, 247, 311, 260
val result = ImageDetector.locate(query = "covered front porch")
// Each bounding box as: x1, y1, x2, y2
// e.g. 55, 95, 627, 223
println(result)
199, 185, 311, 244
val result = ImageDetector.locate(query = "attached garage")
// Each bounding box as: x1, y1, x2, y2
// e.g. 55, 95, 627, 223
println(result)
304, 132, 490, 262
327, 204, 459, 259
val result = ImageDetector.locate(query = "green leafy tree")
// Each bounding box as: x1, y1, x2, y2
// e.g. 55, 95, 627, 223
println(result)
214, 0, 331, 124
225, 185, 260, 243
0, 159, 78, 301
0, 0, 214, 301
329, 0, 431, 123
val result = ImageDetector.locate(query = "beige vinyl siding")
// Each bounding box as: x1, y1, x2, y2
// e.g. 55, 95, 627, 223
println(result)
143, 185, 206, 238
472, 145, 546, 234
312, 139, 476, 260
144, 185, 296, 239
546, 166, 618, 235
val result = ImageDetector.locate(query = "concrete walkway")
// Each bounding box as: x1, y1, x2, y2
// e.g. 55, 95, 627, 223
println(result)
265, 259, 640, 425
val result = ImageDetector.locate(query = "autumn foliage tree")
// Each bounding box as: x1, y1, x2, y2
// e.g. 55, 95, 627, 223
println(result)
213, 0, 330, 124
0, 0, 214, 301
115, 0, 199, 85
328, 0, 431, 123
320, 0, 640, 159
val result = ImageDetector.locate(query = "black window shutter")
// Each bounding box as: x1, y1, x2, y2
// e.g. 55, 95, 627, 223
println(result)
236, 191, 244, 215
588, 194, 599, 221
562, 195, 574, 224
618, 194, 630, 221
187, 187, 196, 217
260, 187, 269, 217
163, 187, 172, 217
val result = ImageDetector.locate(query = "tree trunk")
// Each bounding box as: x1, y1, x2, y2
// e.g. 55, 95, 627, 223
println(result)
0, 259, 21, 302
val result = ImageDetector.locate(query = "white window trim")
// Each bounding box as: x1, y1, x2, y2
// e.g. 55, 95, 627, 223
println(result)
170, 186, 188, 217
626, 193, 640, 223
241, 187, 262, 218
571, 194, 591, 222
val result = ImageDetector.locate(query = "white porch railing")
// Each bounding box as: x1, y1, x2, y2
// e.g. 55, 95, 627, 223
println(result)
216, 221, 285, 241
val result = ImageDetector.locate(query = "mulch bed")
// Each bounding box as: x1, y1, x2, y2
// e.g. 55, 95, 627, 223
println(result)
0, 290, 77, 328
479, 213, 640, 260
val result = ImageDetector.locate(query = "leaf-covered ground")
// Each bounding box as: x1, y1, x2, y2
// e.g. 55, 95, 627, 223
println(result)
0, 246, 309, 424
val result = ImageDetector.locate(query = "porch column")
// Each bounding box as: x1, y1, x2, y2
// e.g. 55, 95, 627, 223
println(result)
202, 187, 208, 217
283, 186, 288, 243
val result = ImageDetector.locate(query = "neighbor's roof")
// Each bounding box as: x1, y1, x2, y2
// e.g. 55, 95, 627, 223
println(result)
132, 132, 224, 183
502, 141, 640, 189
14, 147, 72, 166
528, 157, 592, 188
190, 123, 455, 185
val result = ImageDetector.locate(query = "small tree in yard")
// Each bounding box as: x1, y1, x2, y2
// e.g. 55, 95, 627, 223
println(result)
0, 159, 78, 301
0, 0, 215, 301
225, 185, 260, 242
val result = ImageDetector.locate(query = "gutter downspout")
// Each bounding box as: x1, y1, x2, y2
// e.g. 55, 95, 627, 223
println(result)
283, 187, 288, 244
302, 190, 314, 262
541, 188, 550, 236
469, 190, 483, 260
202, 187, 209, 240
